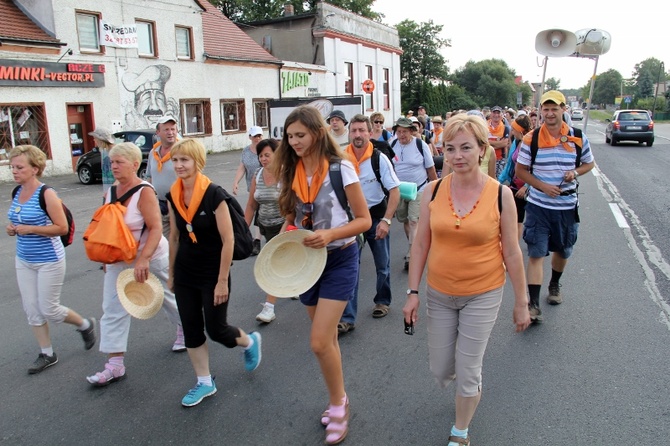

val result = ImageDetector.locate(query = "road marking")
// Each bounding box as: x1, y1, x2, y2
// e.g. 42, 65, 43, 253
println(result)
594, 165, 670, 330
608, 203, 629, 228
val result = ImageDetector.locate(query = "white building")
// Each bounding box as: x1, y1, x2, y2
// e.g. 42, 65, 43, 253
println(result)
240, 2, 402, 123
0, 0, 281, 181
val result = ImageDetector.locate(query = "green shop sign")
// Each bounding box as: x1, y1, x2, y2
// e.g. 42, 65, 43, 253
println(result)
281, 71, 310, 94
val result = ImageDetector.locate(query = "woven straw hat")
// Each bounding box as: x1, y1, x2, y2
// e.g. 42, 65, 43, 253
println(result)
116, 269, 164, 319
254, 229, 327, 298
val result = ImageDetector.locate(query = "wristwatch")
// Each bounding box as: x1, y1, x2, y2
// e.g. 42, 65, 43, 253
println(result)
407, 289, 419, 296
381, 217, 392, 226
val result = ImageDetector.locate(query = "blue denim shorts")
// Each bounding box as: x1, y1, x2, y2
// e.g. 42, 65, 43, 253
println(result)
300, 242, 359, 306
523, 202, 579, 259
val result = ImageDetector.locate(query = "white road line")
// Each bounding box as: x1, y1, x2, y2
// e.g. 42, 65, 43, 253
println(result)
594, 165, 670, 329
609, 203, 629, 228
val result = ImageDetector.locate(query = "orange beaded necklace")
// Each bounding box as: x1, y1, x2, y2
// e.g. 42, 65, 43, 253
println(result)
447, 177, 483, 229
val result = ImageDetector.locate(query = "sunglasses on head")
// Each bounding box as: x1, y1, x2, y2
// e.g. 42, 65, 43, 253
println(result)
301, 202, 314, 230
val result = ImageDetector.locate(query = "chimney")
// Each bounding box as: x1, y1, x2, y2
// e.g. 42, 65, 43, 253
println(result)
284, 4, 294, 16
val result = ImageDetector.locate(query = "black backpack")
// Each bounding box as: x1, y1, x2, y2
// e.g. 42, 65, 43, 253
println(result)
12, 184, 75, 247
221, 187, 254, 260
370, 139, 395, 197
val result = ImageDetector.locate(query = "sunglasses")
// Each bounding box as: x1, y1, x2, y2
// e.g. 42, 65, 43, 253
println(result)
374, 121, 384, 124
404, 319, 414, 335
301, 202, 314, 230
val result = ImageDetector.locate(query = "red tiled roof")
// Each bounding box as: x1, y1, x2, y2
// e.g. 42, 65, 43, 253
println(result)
196, 0, 280, 65
0, 0, 62, 46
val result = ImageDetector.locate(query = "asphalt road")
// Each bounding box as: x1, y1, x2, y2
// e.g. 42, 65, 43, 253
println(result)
1, 129, 669, 445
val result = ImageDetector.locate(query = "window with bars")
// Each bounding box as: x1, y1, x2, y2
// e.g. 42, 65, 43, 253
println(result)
365, 65, 374, 110
180, 99, 211, 136
220, 100, 246, 133
0, 104, 51, 162
344, 62, 354, 95
76, 11, 102, 53
253, 100, 269, 128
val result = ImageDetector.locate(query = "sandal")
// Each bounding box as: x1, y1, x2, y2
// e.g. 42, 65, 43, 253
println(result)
86, 363, 126, 387
372, 304, 389, 318
337, 322, 355, 334
324, 398, 349, 445
320, 394, 349, 426
448, 435, 470, 446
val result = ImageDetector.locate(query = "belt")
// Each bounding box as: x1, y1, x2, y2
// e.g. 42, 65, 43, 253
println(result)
327, 239, 356, 254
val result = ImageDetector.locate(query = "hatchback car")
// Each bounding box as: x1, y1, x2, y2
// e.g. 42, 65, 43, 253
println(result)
571, 108, 584, 120
605, 110, 654, 146
76, 129, 157, 184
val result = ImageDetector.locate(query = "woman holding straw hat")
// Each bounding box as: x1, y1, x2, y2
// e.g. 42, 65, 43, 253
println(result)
166, 138, 261, 408
273, 105, 371, 444
86, 142, 183, 387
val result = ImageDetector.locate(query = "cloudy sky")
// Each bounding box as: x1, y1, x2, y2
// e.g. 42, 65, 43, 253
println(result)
374, 0, 666, 90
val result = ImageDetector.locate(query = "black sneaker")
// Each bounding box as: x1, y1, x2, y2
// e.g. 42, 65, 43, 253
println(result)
28, 353, 58, 374
547, 282, 563, 305
528, 304, 543, 323
79, 317, 97, 350
251, 239, 261, 256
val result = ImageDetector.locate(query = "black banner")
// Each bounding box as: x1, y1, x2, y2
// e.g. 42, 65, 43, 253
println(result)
0, 59, 105, 87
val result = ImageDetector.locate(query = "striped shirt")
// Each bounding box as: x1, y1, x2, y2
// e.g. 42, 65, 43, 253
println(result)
517, 129, 593, 210
8, 185, 64, 263
254, 168, 284, 227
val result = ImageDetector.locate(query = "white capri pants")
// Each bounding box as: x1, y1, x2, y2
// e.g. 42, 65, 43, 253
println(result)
426, 285, 503, 397
16, 257, 68, 326
99, 255, 181, 353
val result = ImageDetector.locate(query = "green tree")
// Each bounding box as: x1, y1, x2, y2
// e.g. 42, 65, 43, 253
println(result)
590, 69, 622, 106
212, 0, 383, 22
632, 58, 664, 99
450, 59, 518, 107
545, 77, 560, 91
396, 19, 450, 112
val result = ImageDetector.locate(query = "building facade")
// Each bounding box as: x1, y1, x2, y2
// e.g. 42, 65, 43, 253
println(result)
241, 2, 402, 124
0, 0, 281, 181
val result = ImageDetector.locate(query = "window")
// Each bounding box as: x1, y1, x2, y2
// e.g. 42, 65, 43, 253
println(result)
383, 68, 390, 110
344, 62, 354, 95
0, 104, 51, 163
253, 100, 269, 128
175, 26, 194, 60
364, 65, 374, 110
220, 100, 246, 133
180, 99, 211, 136
76, 11, 101, 53
136, 20, 157, 57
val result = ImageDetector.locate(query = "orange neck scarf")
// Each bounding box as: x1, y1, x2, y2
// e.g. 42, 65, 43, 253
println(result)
488, 121, 505, 138
291, 158, 329, 204
523, 122, 580, 152
169, 172, 212, 243
152, 147, 171, 172
345, 142, 373, 175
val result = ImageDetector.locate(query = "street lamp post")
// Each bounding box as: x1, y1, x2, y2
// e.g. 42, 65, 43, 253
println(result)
652, 61, 665, 117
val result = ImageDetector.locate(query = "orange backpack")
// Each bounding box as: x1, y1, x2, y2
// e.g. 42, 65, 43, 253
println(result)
83, 184, 151, 264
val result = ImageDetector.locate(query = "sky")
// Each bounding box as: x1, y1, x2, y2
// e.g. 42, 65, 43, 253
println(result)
374, 0, 667, 90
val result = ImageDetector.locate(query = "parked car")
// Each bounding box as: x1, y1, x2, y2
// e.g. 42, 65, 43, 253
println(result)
76, 129, 157, 184
571, 108, 584, 120
605, 110, 654, 147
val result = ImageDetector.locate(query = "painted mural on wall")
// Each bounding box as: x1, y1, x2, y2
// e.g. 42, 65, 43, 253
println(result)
122, 65, 179, 129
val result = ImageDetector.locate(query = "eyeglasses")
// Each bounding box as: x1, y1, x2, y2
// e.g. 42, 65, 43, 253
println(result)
301, 202, 314, 230
374, 121, 384, 124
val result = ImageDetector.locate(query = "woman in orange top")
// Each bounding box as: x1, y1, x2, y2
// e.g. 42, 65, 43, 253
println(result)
403, 115, 530, 446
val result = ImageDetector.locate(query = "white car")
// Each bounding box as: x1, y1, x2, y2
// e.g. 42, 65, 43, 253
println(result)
571, 108, 584, 120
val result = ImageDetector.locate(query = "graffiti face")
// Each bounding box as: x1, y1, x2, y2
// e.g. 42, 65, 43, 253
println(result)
137, 89, 168, 121
122, 64, 178, 129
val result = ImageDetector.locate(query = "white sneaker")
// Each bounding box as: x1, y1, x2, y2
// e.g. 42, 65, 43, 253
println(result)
256, 304, 276, 323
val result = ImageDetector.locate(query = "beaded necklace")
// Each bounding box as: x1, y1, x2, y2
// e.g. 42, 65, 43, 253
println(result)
447, 177, 483, 229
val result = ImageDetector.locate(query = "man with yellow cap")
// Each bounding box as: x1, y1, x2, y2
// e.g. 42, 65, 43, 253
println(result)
515, 91, 595, 323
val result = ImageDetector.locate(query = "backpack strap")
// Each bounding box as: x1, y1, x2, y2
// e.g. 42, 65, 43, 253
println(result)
329, 161, 353, 222
390, 137, 426, 163
498, 184, 503, 214
110, 183, 153, 204
12, 184, 51, 214
572, 127, 583, 168
370, 149, 389, 197
430, 178, 443, 202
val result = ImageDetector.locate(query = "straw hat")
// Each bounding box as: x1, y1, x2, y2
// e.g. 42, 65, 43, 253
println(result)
116, 269, 164, 319
254, 229, 327, 298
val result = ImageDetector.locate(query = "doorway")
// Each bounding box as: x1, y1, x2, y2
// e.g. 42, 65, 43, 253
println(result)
66, 104, 94, 171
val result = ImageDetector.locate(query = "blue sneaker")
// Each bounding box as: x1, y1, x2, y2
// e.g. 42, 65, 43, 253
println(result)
181, 382, 217, 407
244, 332, 262, 371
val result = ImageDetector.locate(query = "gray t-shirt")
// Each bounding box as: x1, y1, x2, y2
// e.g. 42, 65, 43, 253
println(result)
147, 146, 176, 200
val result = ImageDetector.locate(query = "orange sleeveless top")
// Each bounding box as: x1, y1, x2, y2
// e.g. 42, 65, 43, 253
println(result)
427, 175, 506, 296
